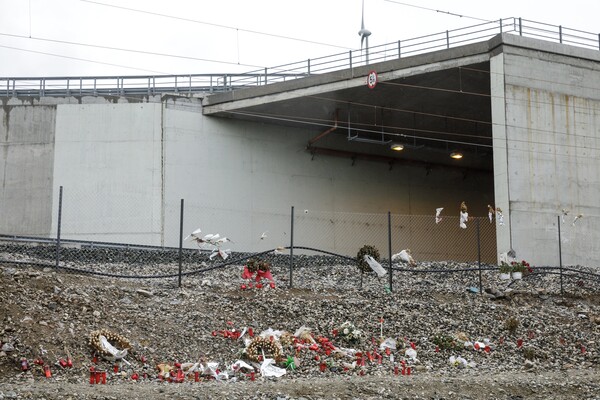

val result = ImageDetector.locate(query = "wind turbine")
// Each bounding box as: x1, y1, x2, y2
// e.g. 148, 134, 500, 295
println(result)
358, 0, 372, 64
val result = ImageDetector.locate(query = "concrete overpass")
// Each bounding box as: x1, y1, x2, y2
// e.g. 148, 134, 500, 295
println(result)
201, 32, 600, 265
1, 19, 599, 266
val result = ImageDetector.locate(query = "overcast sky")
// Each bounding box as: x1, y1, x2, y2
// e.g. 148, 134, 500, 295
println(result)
1, 0, 598, 78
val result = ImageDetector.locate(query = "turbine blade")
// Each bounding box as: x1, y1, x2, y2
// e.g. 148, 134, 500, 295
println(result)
361, 0, 365, 29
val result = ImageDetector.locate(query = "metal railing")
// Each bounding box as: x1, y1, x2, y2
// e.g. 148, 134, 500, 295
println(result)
1, 17, 598, 97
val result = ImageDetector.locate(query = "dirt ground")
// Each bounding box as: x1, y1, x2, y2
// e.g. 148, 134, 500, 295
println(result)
1, 261, 600, 400
1, 370, 600, 399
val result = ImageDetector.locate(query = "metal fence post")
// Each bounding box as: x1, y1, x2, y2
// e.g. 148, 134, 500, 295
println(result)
349, 50, 353, 73
559, 25, 563, 43
446, 30, 450, 48
387, 211, 393, 292
55, 186, 63, 270
397, 40, 401, 58
519, 17, 522, 36
477, 218, 482, 294
558, 215, 563, 295
499, 18, 503, 34
178, 199, 184, 288
289, 206, 294, 289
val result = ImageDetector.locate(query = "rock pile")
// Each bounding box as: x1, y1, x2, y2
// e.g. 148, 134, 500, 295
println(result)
0, 251, 599, 399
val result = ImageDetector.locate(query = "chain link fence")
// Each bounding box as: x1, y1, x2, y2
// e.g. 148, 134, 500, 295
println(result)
1, 186, 598, 295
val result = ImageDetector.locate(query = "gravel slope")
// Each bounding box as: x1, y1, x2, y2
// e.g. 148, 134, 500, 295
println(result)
1, 258, 599, 399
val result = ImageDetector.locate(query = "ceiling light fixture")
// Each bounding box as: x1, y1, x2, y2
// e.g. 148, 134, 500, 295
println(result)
390, 143, 404, 151
450, 151, 463, 159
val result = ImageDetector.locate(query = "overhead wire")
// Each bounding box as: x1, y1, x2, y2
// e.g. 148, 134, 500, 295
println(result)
80, 0, 352, 51
0, 31, 266, 70
383, 0, 493, 23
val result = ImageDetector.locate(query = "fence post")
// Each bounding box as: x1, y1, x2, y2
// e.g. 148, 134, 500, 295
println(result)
477, 218, 482, 294
349, 51, 353, 73
387, 211, 393, 292
289, 206, 294, 289
518, 17, 522, 36
499, 18, 503, 34
558, 215, 563, 295
559, 25, 563, 43
446, 30, 450, 48
397, 40, 401, 58
178, 199, 184, 288
55, 186, 63, 270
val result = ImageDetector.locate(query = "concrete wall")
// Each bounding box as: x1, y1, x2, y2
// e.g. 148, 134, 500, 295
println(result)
161, 96, 494, 256
492, 36, 600, 266
0, 99, 56, 236
1, 94, 493, 258
51, 98, 164, 245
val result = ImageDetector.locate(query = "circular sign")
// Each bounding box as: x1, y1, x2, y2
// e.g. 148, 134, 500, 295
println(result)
367, 70, 377, 89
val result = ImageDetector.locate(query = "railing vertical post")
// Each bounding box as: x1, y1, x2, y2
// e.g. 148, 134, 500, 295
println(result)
264, 68, 268, 85
477, 218, 482, 294
289, 206, 294, 289
558, 215, 563, 295
307, 59, 311, 76
397, 40, 401, 58
519, 17, 522, 36
349, 51, 353, 75
598, 33, 600, 51
446, 30, 450, 48
55, 186, 63, 270
178, 199, 184, 288
93, 78, 97, 96
559, 25, 563, 43
499, 18, 503, 34
387, 211, 393, 293
175, 76, 178, 93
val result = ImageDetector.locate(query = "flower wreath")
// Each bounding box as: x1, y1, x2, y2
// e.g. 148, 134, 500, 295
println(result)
245, 336, 282, 362
89, 329, 132, 358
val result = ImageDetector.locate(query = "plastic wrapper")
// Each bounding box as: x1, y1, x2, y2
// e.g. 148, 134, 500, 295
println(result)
364, 255, 387, 277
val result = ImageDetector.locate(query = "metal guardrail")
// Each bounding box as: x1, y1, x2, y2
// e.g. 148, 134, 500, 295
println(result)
1, 17, 598, 97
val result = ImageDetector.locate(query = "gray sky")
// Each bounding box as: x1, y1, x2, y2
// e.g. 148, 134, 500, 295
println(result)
1, 0, 598, 77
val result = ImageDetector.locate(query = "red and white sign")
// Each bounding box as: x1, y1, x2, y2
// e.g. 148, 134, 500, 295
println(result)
367, 70, 377, 89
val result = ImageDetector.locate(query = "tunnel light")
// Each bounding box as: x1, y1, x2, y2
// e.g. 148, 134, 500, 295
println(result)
450, 151, 463, 159
390, 143, 404, 151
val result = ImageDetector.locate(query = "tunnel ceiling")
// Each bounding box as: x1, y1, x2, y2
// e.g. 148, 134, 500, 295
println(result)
203, 56, 493, 171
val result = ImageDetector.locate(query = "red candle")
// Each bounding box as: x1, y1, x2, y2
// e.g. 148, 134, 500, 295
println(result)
517, 339, 523, 348
101, 371, 107, 384
385, 348, 391, 356
44, 365, 52, 378
20, 359, 29, 371
89, 367, 96, 384
394, 365, 399, 375
95, 370, 102, 384
113, 364, 119, 373
194, 371, 200, 382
